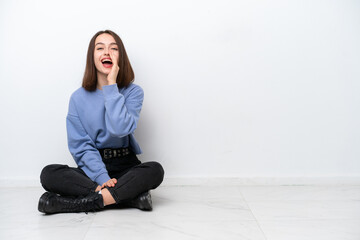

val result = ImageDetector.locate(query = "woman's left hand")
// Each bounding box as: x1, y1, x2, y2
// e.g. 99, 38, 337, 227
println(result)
107, 50, 119, 85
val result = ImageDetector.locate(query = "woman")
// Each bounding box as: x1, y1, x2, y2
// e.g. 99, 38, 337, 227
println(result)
38, 30, 164, 214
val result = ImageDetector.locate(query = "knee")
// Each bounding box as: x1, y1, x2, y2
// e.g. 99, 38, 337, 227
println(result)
144, 161, 164, 186
40, 164, 67, 187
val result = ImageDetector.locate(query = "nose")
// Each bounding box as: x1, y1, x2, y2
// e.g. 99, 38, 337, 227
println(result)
104, 47, 109, 55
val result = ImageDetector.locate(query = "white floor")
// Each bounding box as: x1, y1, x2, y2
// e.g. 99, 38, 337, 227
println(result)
0, 185, 360, 240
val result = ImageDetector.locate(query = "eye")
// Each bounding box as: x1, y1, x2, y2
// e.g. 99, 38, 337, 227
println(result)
96, 47, 103, 50
112, 48, 118, 51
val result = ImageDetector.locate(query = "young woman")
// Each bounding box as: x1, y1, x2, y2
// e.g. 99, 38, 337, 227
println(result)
38, 30, 164, 214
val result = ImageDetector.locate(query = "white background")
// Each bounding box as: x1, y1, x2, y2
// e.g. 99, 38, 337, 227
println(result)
0, 0, 359, 183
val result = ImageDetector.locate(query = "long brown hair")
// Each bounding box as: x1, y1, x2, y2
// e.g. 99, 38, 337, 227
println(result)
82, 30, 134, 91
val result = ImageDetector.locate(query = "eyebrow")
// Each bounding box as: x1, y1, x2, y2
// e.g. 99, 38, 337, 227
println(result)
95, 42, 118, 46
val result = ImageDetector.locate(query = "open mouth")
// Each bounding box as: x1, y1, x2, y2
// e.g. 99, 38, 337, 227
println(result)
101, 58, 113, 68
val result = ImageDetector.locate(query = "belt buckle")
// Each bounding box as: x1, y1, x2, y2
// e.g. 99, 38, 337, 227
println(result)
103, 149, 113, 159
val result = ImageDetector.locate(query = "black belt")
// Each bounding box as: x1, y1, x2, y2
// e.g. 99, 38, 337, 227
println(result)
98, 147, 131, 159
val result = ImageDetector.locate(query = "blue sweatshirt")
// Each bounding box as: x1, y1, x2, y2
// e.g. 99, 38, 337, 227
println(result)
66, 83, 144, 185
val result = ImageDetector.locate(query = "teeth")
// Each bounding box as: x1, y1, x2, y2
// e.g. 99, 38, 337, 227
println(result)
102, 59, 112, 63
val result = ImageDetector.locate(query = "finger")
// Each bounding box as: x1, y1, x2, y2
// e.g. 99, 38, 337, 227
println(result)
109, 51, 115, 65
110, 51, 118, 66
109, 51, 113, 62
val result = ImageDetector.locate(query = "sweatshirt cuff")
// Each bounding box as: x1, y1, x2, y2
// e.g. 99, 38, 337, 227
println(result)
95, 172, 111, 186
102, 84, 120, 99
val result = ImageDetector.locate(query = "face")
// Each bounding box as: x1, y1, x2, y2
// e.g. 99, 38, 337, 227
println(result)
93, 33, 119, 76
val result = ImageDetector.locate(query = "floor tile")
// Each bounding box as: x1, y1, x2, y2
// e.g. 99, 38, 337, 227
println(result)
85, 220, 266, 240
258, 219, 360, 240
0, 187, 94, 240
246, 200, 360, 220
239, 186, 360, 201
150, 186, 255, 221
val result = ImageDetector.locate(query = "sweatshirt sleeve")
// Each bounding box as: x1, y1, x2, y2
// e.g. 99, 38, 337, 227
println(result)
102, 84, 144, 137
66, 96, 111, 186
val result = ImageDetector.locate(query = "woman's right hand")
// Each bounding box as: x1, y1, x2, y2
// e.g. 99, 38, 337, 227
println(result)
107, 51, 119, 85
102, 178, 117, 188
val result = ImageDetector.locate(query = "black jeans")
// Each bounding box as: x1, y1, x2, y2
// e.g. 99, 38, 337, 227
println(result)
40, 152, 164, 204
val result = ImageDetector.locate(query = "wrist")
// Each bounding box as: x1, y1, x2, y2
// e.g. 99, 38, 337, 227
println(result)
106, 79, 116, 85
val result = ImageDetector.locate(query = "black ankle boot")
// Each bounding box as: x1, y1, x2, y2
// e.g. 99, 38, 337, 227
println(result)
38, 192, 104, 214
124, 191, 153, 211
